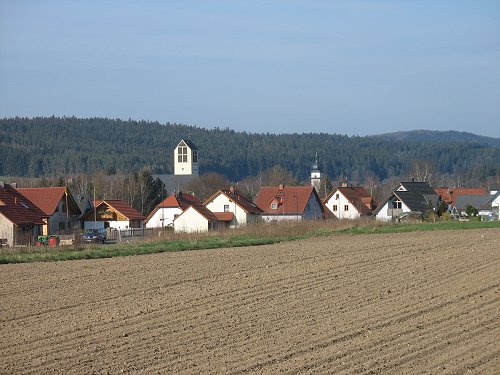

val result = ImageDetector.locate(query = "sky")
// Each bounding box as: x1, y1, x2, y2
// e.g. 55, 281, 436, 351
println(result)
1, 0, 499, 137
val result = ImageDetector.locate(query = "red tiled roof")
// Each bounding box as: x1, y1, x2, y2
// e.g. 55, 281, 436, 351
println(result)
184, 204, 220, 221
435, 187, 487, 206
95, 200, 145, 220
0, 184, 48, 225
16, 187, 81, 216
203, 188, 263, 214
213, 212, 234, 221
256, 185, 318, 215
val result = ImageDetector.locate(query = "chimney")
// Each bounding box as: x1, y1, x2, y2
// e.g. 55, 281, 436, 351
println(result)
278, 184, 284, 191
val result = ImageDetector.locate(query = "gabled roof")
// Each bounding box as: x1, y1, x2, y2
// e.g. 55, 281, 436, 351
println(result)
178, 204, 220, 222
16, 187, 81, 216
93, 200, 145, 220
145, 192, 202, 224
373, 181, 439, 215
212, 212, 234, 221
177, 139, 198, 150
203, 188, 263, 214
154, 174, 197, 195
455, 195, 493, 210
325, 186, 375, 216
256, 185, 327, 216
0, 184, 48, 225
435, 187, 487, 206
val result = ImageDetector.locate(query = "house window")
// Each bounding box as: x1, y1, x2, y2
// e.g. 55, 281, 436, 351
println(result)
344, 205, 349, 211
224, 204, 230, 212
271, 203, 278, 210
59, 222, 65, 232
332, 205, 338, 211
335, 194, 339, 200
178, 146, 188, 162
192, 150, 198, 163
393, 200, 402, 209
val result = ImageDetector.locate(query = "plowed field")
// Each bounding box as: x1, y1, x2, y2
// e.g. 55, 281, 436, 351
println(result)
1, 228, 499, 374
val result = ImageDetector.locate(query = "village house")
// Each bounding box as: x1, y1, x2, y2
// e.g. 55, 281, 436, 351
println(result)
145, 191, 202, 228
0, 182, 48, 247
16, 186, 81, 234
255, 184, 330, 222
324, 183, 376, 220
203, 186, 263, 228
82, 199, 145, 230
173, 204, 229, 233
454, 194, 498, 220
373, 181, 440, 221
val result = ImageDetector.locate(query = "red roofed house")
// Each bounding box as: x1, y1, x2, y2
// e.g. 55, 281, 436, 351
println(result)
82, 199, 145, 230
255, 184, 330, 222
16, 186, 82, 235
0, 182, 48, 247
203, 186, 263, 228
434, 187, 487, 207
145, 191, 202, 228
324, 183, 376, 219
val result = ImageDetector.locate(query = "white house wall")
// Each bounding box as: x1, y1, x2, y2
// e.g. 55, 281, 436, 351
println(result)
174, 208, 209, 233
375, 200, 411, 221
205, 194, 248, 227
84, 220, 138, 230
146, 207, 182, 228
0, 213, 14, 247
325, 192, 361, 220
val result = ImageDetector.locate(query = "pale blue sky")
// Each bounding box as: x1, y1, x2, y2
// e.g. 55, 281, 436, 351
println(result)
1, 0, 499, 137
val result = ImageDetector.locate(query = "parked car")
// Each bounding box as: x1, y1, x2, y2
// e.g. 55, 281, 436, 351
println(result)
82, 229, 106, 244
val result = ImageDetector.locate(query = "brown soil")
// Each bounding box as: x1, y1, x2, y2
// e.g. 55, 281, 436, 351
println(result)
1, 228, 499, 374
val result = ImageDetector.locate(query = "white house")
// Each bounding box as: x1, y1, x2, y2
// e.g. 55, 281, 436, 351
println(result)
324, 184, 376, 220
145, 192, 202, 228
203, 186, 263, 228
373, 181, 439, 221
173, 204, 228, 233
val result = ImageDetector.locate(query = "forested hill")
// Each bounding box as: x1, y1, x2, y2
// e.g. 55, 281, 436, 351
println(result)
1, 117, 499, 184
372, 130, 500, 147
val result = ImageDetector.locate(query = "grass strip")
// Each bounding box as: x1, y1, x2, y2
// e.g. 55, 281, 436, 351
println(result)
1, 220, 499, 264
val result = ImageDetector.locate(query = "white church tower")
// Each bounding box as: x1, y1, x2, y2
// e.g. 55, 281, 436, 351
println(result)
311, 152, 322, 190
174, 139, 199, 176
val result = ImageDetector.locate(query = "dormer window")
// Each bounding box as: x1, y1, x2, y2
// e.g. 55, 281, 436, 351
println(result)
271, 203, 278, 210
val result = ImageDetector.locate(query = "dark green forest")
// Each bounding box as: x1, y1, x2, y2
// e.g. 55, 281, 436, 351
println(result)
1, 116, 499, 185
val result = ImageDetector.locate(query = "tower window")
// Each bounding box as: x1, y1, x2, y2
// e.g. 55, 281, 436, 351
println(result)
178, 146, 188, 162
